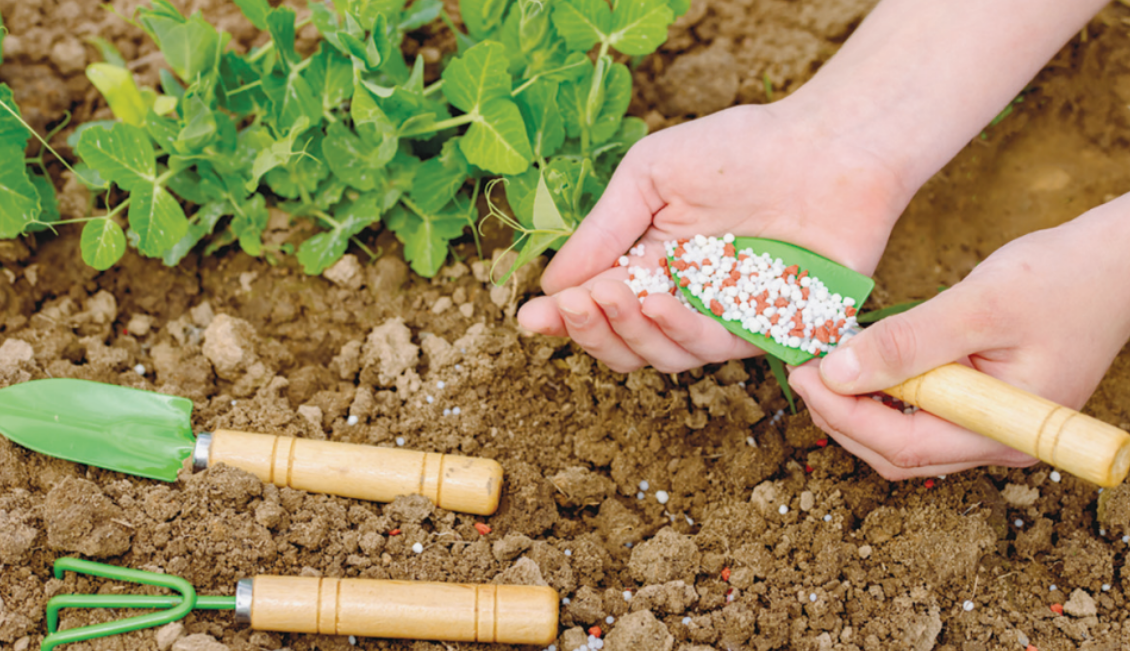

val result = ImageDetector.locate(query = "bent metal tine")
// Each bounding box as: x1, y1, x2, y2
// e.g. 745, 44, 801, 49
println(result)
41, 558, 234, 651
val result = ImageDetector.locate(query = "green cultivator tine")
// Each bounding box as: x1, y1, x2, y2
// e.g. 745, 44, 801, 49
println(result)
41, 558, 235, 651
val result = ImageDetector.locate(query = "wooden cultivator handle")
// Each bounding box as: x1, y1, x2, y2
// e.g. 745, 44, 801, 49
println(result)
884, 363, 1130, 487
244, 576, 559, 645
201, 430, 503, 515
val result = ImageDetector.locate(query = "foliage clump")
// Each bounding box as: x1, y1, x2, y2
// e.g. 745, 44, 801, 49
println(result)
0, 0, 685, 277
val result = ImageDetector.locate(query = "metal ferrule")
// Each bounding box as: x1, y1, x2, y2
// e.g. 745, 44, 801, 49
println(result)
192, 433, 213, 472
235, 578, 253, 624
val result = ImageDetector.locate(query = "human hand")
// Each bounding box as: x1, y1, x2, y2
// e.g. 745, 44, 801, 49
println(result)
787, 198, 1130, 479
517, 101, 913, 373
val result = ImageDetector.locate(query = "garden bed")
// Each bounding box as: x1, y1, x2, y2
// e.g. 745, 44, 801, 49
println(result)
1, 1, 1130, 650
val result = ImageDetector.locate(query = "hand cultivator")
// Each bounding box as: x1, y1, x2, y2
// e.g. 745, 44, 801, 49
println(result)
0, 378, 503, 514
42, 558, 559, 650
631, 234, 1130, 487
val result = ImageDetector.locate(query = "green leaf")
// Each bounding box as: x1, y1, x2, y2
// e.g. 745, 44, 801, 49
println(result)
543, 156, 599, 225
267, 7, 301, 68
138, 7, 222, 82
72, 163, 110, 192
0, 85, 31, 151
498, 171, 571, 283
87, 36, 127, 68
81, 219, 127, 271
214, 124, 274, 179
410, 140, 469, 214
176, 93, 218, 153
352, 82, 399, 158
460, 0, 513, 40
309, 2, 346, 53
75, 122, 157, 189
766, 355, 796, 414
323, 120, 395, 191
246, 116, 310, 193
297, 192, 382, 274
233, 0, 271, 30
503, 167, 539, 227
87, 63, 170, 127
163, 201, 227, 266
516, 79, 564, 159
166, 166, 225, 205
591, 61, 631, 144
232, 194, 269, 256
460, 99, 532, 174
266, 130, 329, 200
0, 145, 41, 238
400, 0, 444, 31
441, 41, 513, 114
667, 0, 690, 18
263, 68, 322, 134
129, 182, 189, 256
608, 0, 673, 55
552, 0, 611, 53
308, 45, 353, 111
218, 52, 266, 115
339, 13, 391, 72
26, 173, 60, 233
387, 201, 466, 277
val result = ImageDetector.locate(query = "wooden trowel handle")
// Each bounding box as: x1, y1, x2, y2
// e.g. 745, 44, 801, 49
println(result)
204, 430, 503, 515
245, 576, 558, 645
884, 363, 1130, 487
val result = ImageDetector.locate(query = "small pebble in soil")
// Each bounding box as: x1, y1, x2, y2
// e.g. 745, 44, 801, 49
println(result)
426, 395, 434, 404
963, 600, 975, 611
455, 364, 462, 371
623, 591, 632, 601
444, 408, 452, 416
636, 492, 645, 500
231, 400, 237, 406
823, 514, 833, 522
453, 407, 461, 415
809, 593, 817, 602
347, 415, 359, 426
1100, 529, 1106, 536
682, 617, 692, 625
605, 616, 614, 624
625, 542, 632, 548
746, 436, 756, 446
562, 597, 571, 605
778, 505, 789, 515
1014, 519, 1023, 528
437, 381, 445, 389
564, 549, 572, 557
396, 437, 405, 446
685, 515, 695, 525
349, 635, 357, 645
639, 480, 650, 491
133, 364, 146, 375
548, 646, 556, 651
1123, 535, 1130, 543
412, 542, 424, 554
1050, 471, 1062, 482
1049, 584, 1057, 591
1102, 584, 1111, 591
655, 490, 670, 505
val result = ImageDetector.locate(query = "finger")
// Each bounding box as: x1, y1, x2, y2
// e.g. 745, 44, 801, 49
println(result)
541, 149, 663, 294
589, 279, 703, 373
517, 297, 568, 337
790, 366, 1036, 479
819, 283, 1003, 395
556, 287, 648, 373
640, 293, 763, 363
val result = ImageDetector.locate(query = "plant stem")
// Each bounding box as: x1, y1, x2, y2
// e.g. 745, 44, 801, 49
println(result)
422, 79, 444, 96
0, 99, 84, 180
400, 112, 476, 137
313, 209, 342, 229
350, 236, 378, 261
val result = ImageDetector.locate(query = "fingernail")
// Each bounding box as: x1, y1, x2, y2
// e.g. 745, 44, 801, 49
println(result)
820, 346, 860, 386
560, 306, 589, 326
594, 300, 618, 319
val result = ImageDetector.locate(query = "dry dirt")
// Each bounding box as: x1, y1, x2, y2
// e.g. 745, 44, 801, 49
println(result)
2, 1, 1130, 651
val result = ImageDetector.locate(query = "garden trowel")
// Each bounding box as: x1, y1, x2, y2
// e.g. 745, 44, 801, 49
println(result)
0, 378, 503, 514
669, 236, 1130, 487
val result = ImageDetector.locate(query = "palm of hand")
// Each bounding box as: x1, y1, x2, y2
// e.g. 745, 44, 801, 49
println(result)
519, 103, 911, 373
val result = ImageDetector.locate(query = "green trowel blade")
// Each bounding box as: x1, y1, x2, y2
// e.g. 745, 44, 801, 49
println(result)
668, 237, 875, 366
0, 378, 196, 482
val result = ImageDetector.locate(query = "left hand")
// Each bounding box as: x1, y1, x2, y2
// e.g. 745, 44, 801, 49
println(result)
787, 197, 1130, 479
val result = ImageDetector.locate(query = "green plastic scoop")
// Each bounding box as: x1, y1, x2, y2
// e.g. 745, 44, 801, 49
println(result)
666, 237, 875, 365
0, 378, 196, 481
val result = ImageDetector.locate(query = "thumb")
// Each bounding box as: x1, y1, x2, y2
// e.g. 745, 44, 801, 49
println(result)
819, 286, 998, 395
540, 147, 662, 295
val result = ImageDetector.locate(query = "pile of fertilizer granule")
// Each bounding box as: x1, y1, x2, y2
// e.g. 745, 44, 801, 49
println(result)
623, 234, 860, 355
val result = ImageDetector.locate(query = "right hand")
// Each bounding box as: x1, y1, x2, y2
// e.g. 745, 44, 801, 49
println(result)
517, 100, 914, 373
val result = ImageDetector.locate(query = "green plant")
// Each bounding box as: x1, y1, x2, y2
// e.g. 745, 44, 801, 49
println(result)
0, 0, 684, 277
0, 16, 63, 244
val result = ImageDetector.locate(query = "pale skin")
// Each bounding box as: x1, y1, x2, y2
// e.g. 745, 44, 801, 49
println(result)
518, 0, 1123, 479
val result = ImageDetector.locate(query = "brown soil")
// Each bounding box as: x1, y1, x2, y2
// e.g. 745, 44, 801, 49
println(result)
2, 1, 1130, 651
